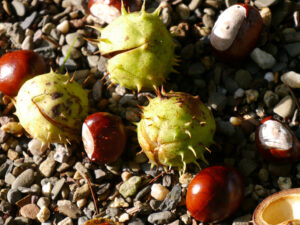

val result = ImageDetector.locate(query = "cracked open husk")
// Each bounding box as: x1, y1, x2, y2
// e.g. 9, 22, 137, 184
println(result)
94, 3, 176, 91
137, 90, 216, 172
15, 71, 88, 144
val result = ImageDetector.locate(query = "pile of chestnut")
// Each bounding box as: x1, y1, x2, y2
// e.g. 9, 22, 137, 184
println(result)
1, 1, 299, 224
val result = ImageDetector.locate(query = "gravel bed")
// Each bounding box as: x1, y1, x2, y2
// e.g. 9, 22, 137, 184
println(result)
1, 0, 300, 224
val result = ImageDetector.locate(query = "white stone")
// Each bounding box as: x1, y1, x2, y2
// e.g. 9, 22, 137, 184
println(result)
36, 206, 50, 223
273, 95, 295, 118
28, 138, 48, 156
76, 199, 87, 209
281, 71, 300, 88
264, 72, 274, 82
42, 182, 52, 197
250, 48, 276, 69
57, 217, 73, 225
119, 213, 130, 222
57, 20, 70, 34
234, 88, 245, 99
151, 183, 170, 201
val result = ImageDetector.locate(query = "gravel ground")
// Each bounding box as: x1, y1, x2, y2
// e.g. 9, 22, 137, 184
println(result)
1, 0, 300, 224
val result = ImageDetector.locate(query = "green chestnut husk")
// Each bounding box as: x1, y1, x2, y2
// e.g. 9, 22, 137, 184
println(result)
94, 3, 177, 91
15, 71, 88, 144
137, 90, 216, 171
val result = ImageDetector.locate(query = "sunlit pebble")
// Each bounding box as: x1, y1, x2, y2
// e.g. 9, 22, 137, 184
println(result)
151, 183, 170, 201
264, 72, 274, 82
121, 171, 132, 182
230, 117, 242, 126
42, 182, 52, 197
76, 198, 87, 209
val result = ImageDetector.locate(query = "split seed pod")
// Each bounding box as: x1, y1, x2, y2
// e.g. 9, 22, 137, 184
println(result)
137, 90, 216, 171
93, 3, 176, 91
15, 71, 88, 144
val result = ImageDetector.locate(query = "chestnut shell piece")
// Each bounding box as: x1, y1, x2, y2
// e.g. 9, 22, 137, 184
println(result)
0, 50, 47, 96
255, 117, 300, 163
83, 217, 118, 225
186, 165, 244, 223
210, 4, 263, 62
253, 188, 300, 225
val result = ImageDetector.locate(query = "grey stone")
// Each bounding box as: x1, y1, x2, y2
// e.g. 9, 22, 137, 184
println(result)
0, 129, 9, 144
263, 90, 279, 108
128, 218, 145, 225
188, 62, 205, 76
5, 173, 16, 185
39, 151, 57, 177
12, 217, 31, 225
273, 95, 295, 118
148, 211, 175, 224
238, 158, 258, 176
37, 197, 50, 208
7, 188, 22, 204
20, 12, 37, 30
119, 176, 142, 198
135, 185, 151, 201
62, 45, 81, 59
42, 23, 55, 35
106, 207, 121, 217
73, 184, 90, 201
250, 48, 276, 69
254, 0, 278, 8
78, 217, 88, 225
161, 7, 172, 27
87, 55, 100, 68
281, 71, 300, 88
275, 84, 290, 97
65, 33, 85, 48
235, 70, 253, 89
11, 169, 35, 189
277, 177, 292, 190
0, 162, 9, 178
98, 56, 108, 73
208, 92, 227, 112
216, 118, 235, 136
283, 31, 300, 43
57, 200, 81, 219
284, 42, 300, 57
159, 184, 182, 211
58, 57, 78, 71
21, 36, 33, 50
188, 0, 202, 10
233, 214, 252, 225
51, 178, 65, 200
11, 0, 26, 17
202, 14, 214, 28
225, 0, 238, 7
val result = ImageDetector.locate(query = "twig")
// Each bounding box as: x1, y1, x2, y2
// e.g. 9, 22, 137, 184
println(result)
83, 173, 99, 216
286, 84, 300, 111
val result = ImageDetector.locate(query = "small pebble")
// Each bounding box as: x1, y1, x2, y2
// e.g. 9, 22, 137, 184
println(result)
20, 203, 40, 219
57, 20, 70, 34
277, 177, 292, 190
250, 48, 276, 70
151, 183, 170, 201
36, 206, 50, 223
264, 72, 274, 82
281, 71, 300, 88
273, 95, 295, 118
57, 217, 73, 225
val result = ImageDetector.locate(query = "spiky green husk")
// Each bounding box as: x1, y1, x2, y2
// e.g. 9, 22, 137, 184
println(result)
15, 71, 88, 144
137, 91, 216, 171
96, 5, 176, 91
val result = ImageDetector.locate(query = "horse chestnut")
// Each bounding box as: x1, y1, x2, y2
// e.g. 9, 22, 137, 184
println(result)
186, 165, 244, 223
82, 112, 126, 164
210, 4, 263, 62
88, 0, 141, 24
0, 50, 47, 96
255, 117, 300, 163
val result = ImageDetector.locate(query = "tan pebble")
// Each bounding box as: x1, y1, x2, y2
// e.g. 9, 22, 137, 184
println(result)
57, 20, 70, 34
260, 7, 272, 27
20, 203, 40, 219
36, 206, 50, 222
121, 171, 132, 182
7, 149, 19, 161
179, 173, 193, 185
119, 213, 130, 222
76, 198, 87, 209
73, 171, 83, 180
57, 217, 73, 225
229, 117, 243, 126
151, 183, 170, 201
1, 122, 23, 136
